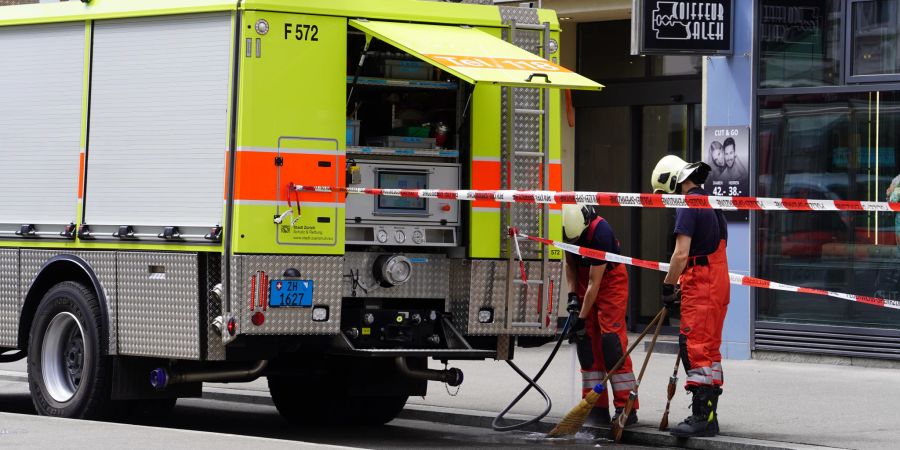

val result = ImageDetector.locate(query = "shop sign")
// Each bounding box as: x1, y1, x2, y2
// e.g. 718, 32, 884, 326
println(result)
631, 0, 734, 55
703, 125, 749, 221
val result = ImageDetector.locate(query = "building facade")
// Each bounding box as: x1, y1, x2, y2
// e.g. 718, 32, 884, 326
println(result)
555, 0, 900, 361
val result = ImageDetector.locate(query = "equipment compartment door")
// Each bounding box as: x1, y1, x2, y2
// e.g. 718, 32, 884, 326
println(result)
232, 11, 345, 254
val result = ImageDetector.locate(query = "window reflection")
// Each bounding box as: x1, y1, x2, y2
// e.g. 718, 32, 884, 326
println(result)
852, 0, 900, 76
757, 92, 900, 329
759, 0, 842, 88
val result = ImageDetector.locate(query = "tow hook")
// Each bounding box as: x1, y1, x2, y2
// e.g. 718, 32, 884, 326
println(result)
394, 356, 463, 387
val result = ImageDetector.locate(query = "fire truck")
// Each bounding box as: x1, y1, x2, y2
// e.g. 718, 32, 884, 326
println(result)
0, 0, 600, 423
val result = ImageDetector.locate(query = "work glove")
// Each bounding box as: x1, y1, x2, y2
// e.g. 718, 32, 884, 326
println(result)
661, 283, 681, 312
566, 292, 580, 314
567, 317, 586, 344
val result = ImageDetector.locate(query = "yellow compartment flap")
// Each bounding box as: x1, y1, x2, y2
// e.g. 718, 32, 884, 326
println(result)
349, 19, 602, 91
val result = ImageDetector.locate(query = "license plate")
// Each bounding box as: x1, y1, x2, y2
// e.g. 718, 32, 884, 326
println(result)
269, 279, 313, 307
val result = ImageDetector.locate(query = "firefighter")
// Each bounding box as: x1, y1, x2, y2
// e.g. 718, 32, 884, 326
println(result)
563, 204, 638, 428
650, 155, 729, 438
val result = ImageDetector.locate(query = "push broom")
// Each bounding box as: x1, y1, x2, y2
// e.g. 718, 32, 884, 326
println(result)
658, 352, 682, 430
547, 307, 667, 438
611, 307, 667, 443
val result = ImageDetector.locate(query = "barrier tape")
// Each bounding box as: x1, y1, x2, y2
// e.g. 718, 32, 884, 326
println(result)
293, 185, 900, 213
515, 232, 900, 311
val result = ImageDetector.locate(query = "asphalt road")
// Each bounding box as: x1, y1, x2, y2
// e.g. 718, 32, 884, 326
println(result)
0, 379, 663, 449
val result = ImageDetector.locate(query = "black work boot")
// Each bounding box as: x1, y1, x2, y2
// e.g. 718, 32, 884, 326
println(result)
670, 386, 717, 438
584, 407, 610, 427
709, 387, 722, 434
611, 407, 638, 427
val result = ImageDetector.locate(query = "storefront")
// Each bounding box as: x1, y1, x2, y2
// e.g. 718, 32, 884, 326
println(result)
753, 0, 900, 358
564, 0, 900, 360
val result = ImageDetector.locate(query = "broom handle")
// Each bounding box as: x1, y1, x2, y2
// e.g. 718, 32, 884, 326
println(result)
659, 352, 682, 430
613, 308, 667, 442
547, 308, 668, 438
601, 307, 666, 383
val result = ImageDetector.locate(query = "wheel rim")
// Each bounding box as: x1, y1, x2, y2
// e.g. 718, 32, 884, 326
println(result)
41, 312, 86, 403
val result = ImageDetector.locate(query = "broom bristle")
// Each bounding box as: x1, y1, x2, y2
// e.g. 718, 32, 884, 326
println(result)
659, 413, 669, 431
546, 384, 604, 437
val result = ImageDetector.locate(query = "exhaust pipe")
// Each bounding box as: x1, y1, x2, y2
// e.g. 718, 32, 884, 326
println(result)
150, 360, 268, 391
395, 356, 463, 387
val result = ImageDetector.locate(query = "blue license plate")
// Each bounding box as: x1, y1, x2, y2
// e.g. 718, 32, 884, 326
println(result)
269, 279, 313, 307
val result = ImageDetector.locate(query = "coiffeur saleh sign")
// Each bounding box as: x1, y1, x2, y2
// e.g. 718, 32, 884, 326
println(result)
631, 0, 733, 55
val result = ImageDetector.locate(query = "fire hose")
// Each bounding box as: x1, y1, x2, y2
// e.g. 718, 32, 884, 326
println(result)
491, 306, 577, 432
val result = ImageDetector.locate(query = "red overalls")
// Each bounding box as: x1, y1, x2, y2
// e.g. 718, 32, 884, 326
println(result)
679, 238, 730, 388
574, 217, 637, 409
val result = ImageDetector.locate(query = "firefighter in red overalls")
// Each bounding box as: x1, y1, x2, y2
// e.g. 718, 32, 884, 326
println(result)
651, 155, 729, 437
562, 204, 638, 428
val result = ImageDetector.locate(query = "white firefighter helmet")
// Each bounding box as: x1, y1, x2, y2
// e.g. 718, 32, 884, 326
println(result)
562, 204, 596, 243
650, 155, 711, 194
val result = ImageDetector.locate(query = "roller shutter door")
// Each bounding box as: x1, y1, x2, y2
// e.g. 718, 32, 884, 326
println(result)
0, 23, 84, 226
86, 13, 231, 228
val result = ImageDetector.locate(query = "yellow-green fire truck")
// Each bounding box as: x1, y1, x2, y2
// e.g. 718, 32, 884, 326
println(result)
0, 0, 600, 423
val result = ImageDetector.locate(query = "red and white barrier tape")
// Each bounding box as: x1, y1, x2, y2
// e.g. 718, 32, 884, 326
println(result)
294, 185, 900, 213
516, 232, 900, 311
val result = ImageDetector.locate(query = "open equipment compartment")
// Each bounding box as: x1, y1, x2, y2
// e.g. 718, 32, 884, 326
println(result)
344, 27, 470, 250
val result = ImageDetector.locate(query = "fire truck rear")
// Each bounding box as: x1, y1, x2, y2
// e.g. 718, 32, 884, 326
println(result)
0, 0, 600, 423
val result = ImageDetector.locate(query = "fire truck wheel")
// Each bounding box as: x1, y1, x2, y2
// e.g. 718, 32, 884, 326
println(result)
268, 374, 407, 426
352, 394, 408, 426
27, 281, 112, 419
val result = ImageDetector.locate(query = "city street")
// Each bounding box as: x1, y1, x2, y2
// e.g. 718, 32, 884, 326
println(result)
0, 375, 661, 449
3, 344, 900, 449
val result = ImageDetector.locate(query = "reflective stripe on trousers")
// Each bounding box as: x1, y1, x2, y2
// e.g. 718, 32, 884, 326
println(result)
581, 370, 608, 389
686, 366, 713, 386
609, 372, 636, 392
712, 361, 724, 386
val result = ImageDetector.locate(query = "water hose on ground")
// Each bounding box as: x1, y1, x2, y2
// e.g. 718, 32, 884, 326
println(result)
491, 312, 575, 432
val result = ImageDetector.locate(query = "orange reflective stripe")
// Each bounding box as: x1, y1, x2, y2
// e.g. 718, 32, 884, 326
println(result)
549, 163, 562, 210
234, 151, 344, 203
471, 160, 501, 208
78, 152, 85, 199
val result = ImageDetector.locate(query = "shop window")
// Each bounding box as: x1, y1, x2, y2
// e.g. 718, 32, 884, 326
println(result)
849, 0, 900, 80
757, 92, 900, 329
759, 0, 843, 88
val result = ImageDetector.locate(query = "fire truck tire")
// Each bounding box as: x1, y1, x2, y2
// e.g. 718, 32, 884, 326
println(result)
268, 375, 407, 426
27, 281, 112, 419
353, 394, 408, 426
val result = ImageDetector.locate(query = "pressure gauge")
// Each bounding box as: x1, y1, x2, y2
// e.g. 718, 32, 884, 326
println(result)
412, 230, 424, 244
394, 230, 406, 244
376, 229, 388, 244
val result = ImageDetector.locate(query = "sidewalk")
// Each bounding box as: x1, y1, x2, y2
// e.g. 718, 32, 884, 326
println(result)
2, 341, 898, 449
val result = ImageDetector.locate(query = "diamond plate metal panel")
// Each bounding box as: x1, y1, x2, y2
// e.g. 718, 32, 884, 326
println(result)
463, 259, 560, 336
0, 250, 19, 348
236, 255, 342, 335
20, 250, 118, 354
343, 252, 449, 300
117, 252, 200, 360
205, 252, 225, 361
499, 6, 540, 26
448, 259, 472, 334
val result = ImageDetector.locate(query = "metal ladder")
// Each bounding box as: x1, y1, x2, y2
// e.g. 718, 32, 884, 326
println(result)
502, 18, 552, 332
